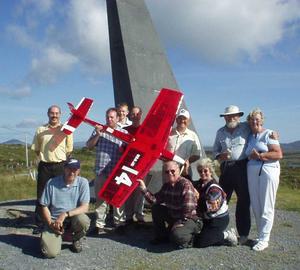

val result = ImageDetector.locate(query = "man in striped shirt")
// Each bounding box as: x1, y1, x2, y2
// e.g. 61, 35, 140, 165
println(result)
86, 107, 128, 234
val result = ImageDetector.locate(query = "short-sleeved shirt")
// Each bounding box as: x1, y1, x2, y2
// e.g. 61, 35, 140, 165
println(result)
40, 175, 90, 219
213, 122, 250, 161
31, 123, 73, 162
245, 129, 280, 167
90, 126, 128, 176
167, 128, 201, 161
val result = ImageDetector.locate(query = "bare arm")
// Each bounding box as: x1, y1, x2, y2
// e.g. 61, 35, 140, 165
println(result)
67, 203, 89, 217
249, 145, 283, 161
260, 144, 283, 161
86, 125, 103, 149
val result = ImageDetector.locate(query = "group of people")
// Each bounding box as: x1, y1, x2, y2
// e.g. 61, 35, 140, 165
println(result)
31, 101, 282, 258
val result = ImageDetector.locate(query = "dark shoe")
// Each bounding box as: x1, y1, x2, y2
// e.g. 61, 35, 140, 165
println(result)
149, 237, 169, 245
72, 239, 83, 253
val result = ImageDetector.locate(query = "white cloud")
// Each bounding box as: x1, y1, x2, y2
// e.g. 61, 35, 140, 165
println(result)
28, 46, 78, 84
5, 0, 300, 94
16, 118, 41, 128
61, 0, 110, 74
6, 25, 36, 49
146, 0, 300, 63
18, 0, 53, 15
7, 0, 109, 88
0, 85, 32, 99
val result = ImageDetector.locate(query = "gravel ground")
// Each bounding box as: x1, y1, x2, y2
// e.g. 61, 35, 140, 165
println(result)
0, 199, 299, 270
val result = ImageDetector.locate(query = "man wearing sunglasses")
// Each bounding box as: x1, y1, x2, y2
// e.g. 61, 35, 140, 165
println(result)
138, 161, 200, 249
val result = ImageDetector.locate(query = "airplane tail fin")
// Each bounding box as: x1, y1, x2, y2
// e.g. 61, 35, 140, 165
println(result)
67, 102, 75, 112
61, 97, 94, 135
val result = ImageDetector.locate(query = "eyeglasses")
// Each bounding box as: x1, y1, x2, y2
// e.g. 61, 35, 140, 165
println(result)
165, 169, 176, 175
198, 168, 210, 174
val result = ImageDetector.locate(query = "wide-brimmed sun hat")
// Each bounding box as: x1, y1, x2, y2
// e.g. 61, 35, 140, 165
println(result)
220, 105, 244, 117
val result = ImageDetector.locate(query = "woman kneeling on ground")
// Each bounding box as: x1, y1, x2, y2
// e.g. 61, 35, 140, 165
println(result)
192, 158, 238, 248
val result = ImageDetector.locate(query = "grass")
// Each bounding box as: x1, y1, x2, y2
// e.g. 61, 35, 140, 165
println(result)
0, 145, 299, 212
0, 174, 36, 201
276, 185, 300, 212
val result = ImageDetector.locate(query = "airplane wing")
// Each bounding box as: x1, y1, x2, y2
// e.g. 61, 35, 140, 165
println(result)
61, 97, 133, 143
61, 97, 93, 135
99, 88, 183, 207
136, 88, 183, 151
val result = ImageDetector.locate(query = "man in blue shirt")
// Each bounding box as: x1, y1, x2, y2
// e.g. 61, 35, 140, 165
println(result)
39, 158, 90, 258
213, 105, 251, 245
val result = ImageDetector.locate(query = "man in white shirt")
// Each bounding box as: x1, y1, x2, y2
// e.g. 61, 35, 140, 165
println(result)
167, 109, 201, 178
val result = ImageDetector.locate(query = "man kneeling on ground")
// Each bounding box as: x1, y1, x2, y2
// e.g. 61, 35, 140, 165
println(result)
138, 161, 201, 248
39, 158, 90, 258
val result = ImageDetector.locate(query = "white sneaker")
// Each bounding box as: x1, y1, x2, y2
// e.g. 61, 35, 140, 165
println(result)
238, 235, 248, 245
224, 228, 238, 246
252, 240, 269, 251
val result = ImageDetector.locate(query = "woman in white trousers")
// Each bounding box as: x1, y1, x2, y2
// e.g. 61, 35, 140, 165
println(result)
245, 108, 282, 251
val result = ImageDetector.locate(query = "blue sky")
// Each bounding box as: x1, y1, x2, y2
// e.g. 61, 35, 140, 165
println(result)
0, 0, 299, 146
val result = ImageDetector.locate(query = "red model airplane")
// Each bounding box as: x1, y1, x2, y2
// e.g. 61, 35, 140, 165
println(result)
62, 88, 185, 207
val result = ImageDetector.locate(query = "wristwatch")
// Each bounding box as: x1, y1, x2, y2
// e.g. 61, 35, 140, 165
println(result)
66, 211, 70, 218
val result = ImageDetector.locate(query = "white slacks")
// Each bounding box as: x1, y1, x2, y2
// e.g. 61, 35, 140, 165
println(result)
247, 163, 280, 242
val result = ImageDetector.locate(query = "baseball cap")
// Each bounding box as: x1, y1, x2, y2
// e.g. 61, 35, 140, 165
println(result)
65, 158, 80, 169
177, 109, 190, 119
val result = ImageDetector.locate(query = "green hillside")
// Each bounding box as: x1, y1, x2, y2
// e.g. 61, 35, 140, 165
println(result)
0, 145, 299, 212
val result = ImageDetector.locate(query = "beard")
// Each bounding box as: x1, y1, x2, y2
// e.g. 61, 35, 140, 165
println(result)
226, 120, 239, 129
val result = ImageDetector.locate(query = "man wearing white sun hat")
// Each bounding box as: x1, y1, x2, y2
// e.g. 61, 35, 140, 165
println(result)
213, 105, 251, 245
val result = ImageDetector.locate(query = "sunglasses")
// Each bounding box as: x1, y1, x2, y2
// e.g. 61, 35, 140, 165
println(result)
199, 168, 210, 173
165, 169, 176, 175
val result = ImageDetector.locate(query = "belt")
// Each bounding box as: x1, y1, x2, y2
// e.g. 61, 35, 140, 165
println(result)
39, 161, 65, 165
223, 159, 247, 167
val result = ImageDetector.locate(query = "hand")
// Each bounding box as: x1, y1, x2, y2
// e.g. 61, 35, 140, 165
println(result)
249, 149, 260, 160
137, 179, 146, 191
218, 151, 231, 161
49, 221, 64, 235
50, 212, 67, 234
181, 160, 190, 176
95, 125, 104, 135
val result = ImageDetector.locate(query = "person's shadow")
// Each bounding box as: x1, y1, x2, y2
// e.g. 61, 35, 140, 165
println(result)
87, 220, 175, 253
0, 199, 44, 257
0, 233, 43, 257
